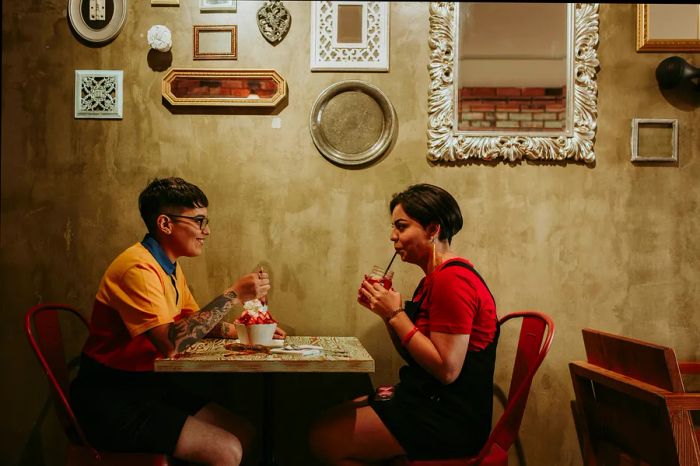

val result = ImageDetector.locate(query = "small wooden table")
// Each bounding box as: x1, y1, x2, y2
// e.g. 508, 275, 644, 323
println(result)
155, 336, 375, 465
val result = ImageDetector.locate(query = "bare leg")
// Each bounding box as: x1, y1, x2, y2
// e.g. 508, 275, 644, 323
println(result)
194, 402, 255, 452
309, 396, 406, 466
173, 402, 254, 466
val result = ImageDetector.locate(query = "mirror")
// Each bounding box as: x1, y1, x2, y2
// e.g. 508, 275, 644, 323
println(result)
428, 3, 599, 163
636, 4, 700, 52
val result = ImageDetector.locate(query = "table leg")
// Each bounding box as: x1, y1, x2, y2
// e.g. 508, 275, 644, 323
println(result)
260, 373, 278, 466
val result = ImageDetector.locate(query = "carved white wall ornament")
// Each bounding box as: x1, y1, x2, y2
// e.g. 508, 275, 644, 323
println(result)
74, 70, 123, 119
427, 3, 600, 163
148, 25, 172, 52
310, 1, 389, 71
257, 0, 291, 44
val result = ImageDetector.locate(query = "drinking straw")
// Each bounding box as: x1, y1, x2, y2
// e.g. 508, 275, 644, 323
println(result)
383, 251, 398, 276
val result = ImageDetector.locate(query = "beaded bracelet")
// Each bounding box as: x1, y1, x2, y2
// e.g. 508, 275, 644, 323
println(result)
385, 307, 404, 322
401, 326, 419, 347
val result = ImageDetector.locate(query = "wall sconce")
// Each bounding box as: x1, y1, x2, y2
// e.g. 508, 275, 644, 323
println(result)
655, 56, 700, 109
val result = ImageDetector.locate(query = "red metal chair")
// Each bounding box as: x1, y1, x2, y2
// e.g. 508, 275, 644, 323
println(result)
25, 303, 171, 466
399, 310, 555, 466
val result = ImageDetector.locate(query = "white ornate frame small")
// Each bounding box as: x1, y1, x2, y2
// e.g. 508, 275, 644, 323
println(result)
310, 1, 390, 71
427, 3, 600, 163
74, 70, 123, 119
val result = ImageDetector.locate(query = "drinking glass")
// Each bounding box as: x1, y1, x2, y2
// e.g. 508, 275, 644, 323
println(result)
357, 265, 394, 305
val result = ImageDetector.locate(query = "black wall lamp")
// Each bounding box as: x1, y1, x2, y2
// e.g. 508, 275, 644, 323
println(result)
655, 56, 700, 109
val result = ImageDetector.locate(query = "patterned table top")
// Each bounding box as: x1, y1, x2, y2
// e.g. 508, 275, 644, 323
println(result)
154, 336, 375, 373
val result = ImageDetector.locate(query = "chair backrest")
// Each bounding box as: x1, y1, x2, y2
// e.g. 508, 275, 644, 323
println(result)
582, 328, 685, 392
571, 329, 700, 466
25, 303, 96, 455
476, 311, 555, 460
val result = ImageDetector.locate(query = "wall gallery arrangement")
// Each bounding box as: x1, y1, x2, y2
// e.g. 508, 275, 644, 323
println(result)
69, 0, 395, 167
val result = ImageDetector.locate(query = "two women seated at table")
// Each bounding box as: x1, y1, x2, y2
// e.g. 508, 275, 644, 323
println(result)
70, 177, 496, 466
310, 184, 499, 465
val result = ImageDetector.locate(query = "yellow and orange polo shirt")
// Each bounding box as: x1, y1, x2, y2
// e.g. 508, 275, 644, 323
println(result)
82, 235, 199, 371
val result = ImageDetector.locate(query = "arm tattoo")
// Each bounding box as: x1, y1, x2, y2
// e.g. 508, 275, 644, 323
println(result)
168, 291, 238, 352
208, 321, 233, 338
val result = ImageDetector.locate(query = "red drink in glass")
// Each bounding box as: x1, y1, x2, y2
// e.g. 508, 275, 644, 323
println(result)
358, 266, 394, 305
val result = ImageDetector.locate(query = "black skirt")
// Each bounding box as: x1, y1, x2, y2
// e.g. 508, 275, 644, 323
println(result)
369, 363, 492, 460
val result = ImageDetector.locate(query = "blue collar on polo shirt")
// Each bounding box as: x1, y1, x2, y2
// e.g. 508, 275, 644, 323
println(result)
141, 233, 180, 304
141, 233, 176, 276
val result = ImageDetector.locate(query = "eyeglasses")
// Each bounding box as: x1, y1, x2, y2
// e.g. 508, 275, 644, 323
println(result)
165, 214, 210, 230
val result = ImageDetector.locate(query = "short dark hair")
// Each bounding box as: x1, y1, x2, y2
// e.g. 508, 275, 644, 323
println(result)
389, 184, 463, 244
138, 177, 209, 233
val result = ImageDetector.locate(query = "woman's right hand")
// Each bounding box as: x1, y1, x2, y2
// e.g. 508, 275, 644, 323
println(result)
227, 271, 270, 303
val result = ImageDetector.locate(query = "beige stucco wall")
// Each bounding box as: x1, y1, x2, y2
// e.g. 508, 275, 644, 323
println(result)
2, 2, 699, 465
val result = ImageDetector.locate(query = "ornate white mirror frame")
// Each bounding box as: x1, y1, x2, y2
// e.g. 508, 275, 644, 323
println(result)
427, 3, 599, 163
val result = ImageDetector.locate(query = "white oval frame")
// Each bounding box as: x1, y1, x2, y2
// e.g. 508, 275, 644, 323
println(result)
68, 0, 127, 44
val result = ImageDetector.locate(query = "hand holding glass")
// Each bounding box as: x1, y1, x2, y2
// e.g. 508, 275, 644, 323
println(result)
358, 266, 394, 306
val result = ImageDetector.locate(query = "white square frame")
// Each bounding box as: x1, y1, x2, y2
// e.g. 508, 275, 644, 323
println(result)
199, 0, 236, 13
631, 118, 678, 162
310, 1, 389, 71
74, 70, 123, 119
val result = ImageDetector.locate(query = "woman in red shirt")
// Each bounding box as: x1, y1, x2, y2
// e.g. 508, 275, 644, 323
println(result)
310, 184, 499, 464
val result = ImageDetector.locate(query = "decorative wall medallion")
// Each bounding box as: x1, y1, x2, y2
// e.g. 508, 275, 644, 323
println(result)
68, 0, 127, 44
310, 1, 390, 71
74, 70, 123, 119
148, 24, 172, 52
309, 80, 397, 166
257, 0, 291, 44
162, 68, 287, 107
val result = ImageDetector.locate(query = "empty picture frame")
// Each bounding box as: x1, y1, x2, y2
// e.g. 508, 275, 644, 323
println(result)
75, 70, 123, 119
194, 25, 237, 60
637, 4, 700, 52
310, 1, 390, 71
200, 0, 236, 12
162, 68, 287, 107
631, 118, 678, 162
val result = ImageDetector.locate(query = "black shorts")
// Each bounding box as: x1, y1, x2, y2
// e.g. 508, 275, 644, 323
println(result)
368, 382, 487, 460
70, 355, 208, 455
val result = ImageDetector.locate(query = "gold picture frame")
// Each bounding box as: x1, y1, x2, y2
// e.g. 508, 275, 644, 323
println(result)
193, 25, 237, 60
637, 4, 700, 52
162, 69, 287, 107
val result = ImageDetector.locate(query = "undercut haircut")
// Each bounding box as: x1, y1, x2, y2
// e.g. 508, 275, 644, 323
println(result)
138, 177, 209, 234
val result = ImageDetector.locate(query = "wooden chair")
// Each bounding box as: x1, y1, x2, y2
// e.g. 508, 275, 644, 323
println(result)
25, 303, 171, 466
398, 310, 555, 466
569, 328, 700, 466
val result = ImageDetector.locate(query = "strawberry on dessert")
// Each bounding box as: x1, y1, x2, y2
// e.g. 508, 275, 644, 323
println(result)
234, 299, 278, 345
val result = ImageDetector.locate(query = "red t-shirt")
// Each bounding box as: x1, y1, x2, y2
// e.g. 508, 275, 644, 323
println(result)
412, 258, 497, 351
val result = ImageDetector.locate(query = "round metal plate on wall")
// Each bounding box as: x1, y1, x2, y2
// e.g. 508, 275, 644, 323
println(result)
68, 0, 127, 45
309, 80, 397, 167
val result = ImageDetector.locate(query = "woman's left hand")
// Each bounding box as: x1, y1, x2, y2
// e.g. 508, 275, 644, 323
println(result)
359, 279, 401, 320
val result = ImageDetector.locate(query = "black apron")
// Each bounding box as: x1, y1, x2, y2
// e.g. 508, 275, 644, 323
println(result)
370, 260, 499, 459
